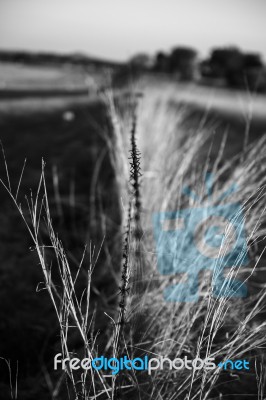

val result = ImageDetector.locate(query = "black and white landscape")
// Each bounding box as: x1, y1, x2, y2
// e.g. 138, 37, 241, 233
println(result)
0, 1, 266, 399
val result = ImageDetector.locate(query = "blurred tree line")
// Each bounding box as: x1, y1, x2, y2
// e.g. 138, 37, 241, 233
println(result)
0, 49, 122, 69
116, 46, 266, 92
1, 47, 265, 92
200, 47, 266, 91
154, 47, 198, 80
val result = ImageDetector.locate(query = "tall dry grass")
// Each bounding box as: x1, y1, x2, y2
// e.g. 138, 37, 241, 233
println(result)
1, 83, 266, 399
123, 84, 266, 399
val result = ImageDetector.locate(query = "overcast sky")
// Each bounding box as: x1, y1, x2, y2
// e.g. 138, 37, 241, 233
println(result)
0, 0, 265, 61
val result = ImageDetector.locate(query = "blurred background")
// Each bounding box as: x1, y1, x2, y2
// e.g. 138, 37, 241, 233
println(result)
0, 1, 266, 399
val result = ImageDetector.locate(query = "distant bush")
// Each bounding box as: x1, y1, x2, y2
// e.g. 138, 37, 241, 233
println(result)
154, 46, 198, 81
129, 53, 153, 70
169, 47, 198, 80
112, 54, 153, 87
201, 47, 266, 92
154, 51, 170, 72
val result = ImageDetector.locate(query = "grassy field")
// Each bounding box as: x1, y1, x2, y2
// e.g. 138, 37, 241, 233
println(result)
1, 63, 266, 399
0, 94, 121, 398
0, 61, 104, 100
0, 61, 100, 89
